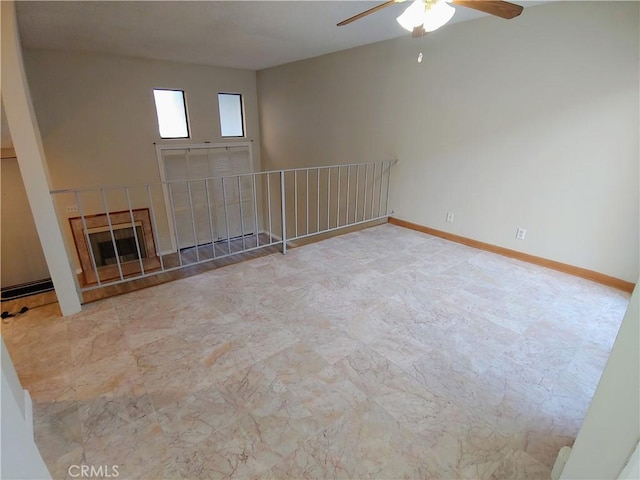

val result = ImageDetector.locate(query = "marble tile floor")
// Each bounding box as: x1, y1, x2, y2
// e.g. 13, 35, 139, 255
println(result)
0, 234, 281, 313
0, 224, 630, 480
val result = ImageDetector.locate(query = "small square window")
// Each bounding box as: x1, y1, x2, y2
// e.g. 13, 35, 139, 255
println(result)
153, 89, 190, 139
218, 93, 245, 137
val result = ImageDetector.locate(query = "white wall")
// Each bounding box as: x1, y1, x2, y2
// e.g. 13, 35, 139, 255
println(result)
257, 1, 639, 283
560, 281, 639, 479
22, 49, 262, 258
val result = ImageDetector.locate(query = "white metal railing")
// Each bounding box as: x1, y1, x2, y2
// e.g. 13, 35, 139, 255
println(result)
50, 160, 396, 292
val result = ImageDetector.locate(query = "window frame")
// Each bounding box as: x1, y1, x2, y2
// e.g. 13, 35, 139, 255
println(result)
152, 88, 191, 140
217, 92, 245, 138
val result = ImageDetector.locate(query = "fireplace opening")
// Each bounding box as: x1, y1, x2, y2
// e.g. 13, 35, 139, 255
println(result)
88, 224, 147, 267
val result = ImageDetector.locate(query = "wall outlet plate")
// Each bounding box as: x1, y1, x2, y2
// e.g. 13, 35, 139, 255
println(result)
516, 227, 526, 240
446, 212, 454, 223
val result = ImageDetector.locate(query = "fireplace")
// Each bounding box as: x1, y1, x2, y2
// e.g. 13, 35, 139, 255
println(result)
70, 209, 160, 285
88, 224, 147, 267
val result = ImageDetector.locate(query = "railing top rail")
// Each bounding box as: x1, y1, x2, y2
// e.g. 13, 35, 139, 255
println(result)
271, 159, 398, 175
50, 159, 398, 194
154, 141, 252, 151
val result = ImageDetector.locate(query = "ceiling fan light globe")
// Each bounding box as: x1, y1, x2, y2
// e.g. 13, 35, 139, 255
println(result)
396, 0, 427, 32
422, 1, 455, 32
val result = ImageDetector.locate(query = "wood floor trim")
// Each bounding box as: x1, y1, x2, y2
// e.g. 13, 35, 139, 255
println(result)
388, 217, 635, 293
1, 147, 16, 159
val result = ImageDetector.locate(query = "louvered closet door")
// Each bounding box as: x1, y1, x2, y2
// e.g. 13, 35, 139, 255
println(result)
162, 145, 255, 250
208, 146, 255, 241
186, 149, 215, 246
163, 149, 195, 249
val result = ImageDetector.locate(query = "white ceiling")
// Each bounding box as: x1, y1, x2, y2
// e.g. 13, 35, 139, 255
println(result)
15, 0, 534, 71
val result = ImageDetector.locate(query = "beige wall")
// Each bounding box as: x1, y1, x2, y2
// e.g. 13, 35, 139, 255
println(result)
23, 49, 261, 258
1, 103, 13, 148
1, 101, 50, 288
257, 1, 639, 283
1, 157, 50, 288
2, 1, 81, 313
24, 49, 261, 189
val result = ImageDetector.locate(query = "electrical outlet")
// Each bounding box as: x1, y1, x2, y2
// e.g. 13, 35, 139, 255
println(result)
446, 212, 454, 223
66, 205, 79, 213
516, 227, 526, 240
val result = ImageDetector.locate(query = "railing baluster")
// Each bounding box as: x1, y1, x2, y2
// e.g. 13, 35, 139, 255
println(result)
100, 188, 124, 281
362, 163, 368, 222
125, 187, 145, 276
238, 176, 246, 251
267, 172, 273, 244
211, 151, 222, 252
146, 184, 165, 272
206, 148, 217, 257
187, 180, 200, 263
326, 167, 331, 231
316, 168, 320, 234
75, 190, 102, 286
370, 162, 376, 220
336, 166, 341, 228
378, 161, 385, 218
204, 179, 216, 258
168, 182, 183, 267
346, 165, 351, 225
354, 165, 360, 223
294, 170, 298, 239
222, 177, 231, 255
385, 161, 393, 215
252, 173, 260, 248
280, 171, 287, 254
306, 169, 309, 236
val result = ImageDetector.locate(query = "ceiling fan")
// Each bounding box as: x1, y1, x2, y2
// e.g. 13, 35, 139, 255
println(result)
337, 0, 524, 37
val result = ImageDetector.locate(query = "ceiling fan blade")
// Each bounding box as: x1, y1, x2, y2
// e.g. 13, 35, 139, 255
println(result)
451, 0, 523, 19
337, 0, 406, 27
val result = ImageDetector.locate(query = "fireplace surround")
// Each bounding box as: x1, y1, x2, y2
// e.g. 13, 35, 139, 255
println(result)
69, 209, 160, 285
